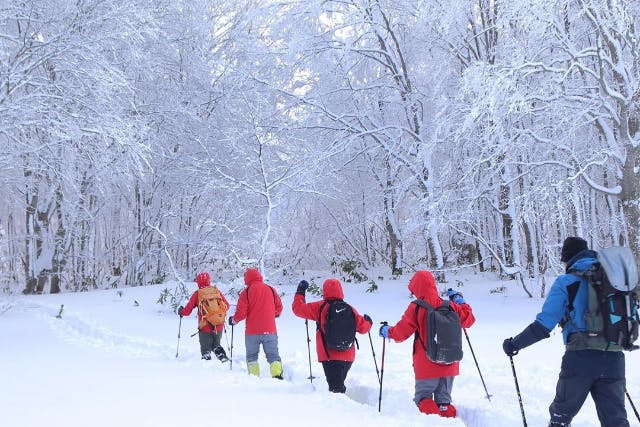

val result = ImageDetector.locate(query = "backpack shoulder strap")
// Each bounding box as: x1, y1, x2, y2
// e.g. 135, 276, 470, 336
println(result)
564, 273, 582, 312
411, 299, 433, 352
318, 300, 330, 325
318, 300, 332, 357
561, 270, 600, 333
197, 288, 207, 312
413, 298, 434, 311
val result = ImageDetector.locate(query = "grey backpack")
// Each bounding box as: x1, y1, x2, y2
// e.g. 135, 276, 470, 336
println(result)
568, 246, 639, 351
413, 299, 463, 364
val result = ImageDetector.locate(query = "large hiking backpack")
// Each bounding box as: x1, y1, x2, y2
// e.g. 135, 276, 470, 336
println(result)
318, 300, 357, 355
413, 299, 463, 364
197, 286, 228, 329
568, 246, 639, 351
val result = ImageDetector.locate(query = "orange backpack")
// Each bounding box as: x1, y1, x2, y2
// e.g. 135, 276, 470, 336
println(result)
197, 286, 228, 328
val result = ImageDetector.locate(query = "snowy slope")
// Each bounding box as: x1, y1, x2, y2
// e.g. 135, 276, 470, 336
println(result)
1, 272, 639, 427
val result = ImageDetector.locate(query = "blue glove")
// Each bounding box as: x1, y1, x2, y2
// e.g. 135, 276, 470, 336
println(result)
379, 324, 390, 338
228, 316, 236, 326
177, 306, 184, 317
363, 314, 372, 324
447, 288, 465, 304
296, 280, 309, 294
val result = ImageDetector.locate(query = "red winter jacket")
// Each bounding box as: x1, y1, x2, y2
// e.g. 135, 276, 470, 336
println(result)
181, 283, 230, 333
387, 270, 475, 379
231, 269, 283, 335
292, 278, 372, 362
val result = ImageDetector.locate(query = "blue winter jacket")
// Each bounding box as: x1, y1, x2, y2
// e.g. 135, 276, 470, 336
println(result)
535, 250, 599, 344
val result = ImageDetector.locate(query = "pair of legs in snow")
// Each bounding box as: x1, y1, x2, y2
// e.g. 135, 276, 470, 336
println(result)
245, 334, 283, 379
198, 330, 228, 362
415, 377, 456, 418
547, 350, 628, 427
322, 360, 352, 393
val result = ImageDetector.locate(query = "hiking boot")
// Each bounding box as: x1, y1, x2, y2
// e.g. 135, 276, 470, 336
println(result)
201, 352, 212, 360
418, 399, 439, 415
269, 361, 283, 379
247, 361, 260, 376
437, 403, 456, 418
213, 346, 229, 363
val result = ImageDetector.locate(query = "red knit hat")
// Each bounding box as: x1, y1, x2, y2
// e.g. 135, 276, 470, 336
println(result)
196, 271, 211, 288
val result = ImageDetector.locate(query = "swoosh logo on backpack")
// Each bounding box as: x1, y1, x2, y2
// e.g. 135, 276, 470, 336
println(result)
336, 308, 346, 313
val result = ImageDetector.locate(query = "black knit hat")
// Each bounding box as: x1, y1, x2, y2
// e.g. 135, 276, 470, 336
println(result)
560, 237, 589, 263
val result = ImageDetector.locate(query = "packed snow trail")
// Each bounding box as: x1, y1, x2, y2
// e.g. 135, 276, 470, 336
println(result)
1, 276, 639, 427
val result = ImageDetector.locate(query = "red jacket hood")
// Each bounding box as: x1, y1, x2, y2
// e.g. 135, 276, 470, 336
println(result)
322, 278, 344, 300
244, 268, 263, 286
408, 270, 442, 306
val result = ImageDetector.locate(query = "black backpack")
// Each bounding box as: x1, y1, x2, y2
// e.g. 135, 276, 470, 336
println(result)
567, 246, 639, 351
413, 299, 463, 364
318, 300, 357, 356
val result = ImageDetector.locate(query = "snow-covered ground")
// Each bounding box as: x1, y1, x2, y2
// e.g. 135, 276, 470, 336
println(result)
1, 271, 639, 427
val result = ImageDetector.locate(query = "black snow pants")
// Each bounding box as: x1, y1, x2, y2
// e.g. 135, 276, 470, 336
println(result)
321, 360, 353, 393
549, 349, 628, 427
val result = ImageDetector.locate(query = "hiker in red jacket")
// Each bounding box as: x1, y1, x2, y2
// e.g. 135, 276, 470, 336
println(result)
178, 271, 230, 362
379, 270, 475, 418
229, 268, 284, 378
292, 278, 373, 393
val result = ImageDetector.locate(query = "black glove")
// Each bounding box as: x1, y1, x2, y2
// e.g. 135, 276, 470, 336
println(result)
502, 338, 519, 356
504, 321, 551, 356
296, 280, 309, 294
363, 314, 372, 324
228, 316, 236, 326
177, 306, 184, 317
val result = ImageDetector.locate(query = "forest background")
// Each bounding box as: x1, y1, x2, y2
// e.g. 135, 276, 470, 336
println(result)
1, 0, 639, 296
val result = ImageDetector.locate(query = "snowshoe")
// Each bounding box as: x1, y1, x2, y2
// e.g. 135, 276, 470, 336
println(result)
213, 346, 229, 363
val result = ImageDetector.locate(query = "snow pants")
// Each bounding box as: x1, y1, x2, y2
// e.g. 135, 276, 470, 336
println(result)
245, 333, 281, 363
413, 376, 454, 406
198, 330, 222, 357
549, 349, 628, 427
321, 360, 353, 393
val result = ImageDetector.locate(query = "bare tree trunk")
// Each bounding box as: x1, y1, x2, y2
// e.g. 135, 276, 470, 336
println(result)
621, 143, 640, 257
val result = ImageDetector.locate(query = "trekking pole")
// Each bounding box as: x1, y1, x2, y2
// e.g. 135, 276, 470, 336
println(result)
378, 322, 388, 413
175, 316, 182, 358
229, 323, 234, 371
509, 355, 528, 427
223, 325, 231, 353
367, 330, 381, 384
305, 319, 315, 383
626, 388, 640, 423
463, 328, 491, 400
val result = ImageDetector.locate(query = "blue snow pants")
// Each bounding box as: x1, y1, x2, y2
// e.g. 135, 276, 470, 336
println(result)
549, 349, 628, 427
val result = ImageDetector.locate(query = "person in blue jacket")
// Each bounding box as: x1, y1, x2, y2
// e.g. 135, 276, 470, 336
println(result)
502, 237, 629, 427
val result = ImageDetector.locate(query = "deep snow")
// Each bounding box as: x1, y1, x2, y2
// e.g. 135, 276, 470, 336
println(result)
1, 271, 639, 427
